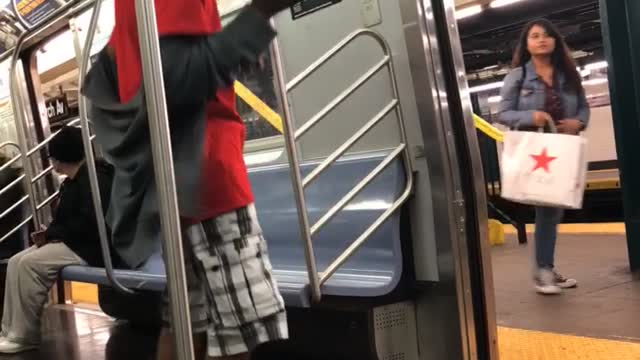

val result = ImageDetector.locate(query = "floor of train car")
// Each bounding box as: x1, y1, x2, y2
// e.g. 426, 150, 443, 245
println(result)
0, 229, 638, 359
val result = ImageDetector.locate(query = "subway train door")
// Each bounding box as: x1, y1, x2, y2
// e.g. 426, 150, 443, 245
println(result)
268, 0, 497, 359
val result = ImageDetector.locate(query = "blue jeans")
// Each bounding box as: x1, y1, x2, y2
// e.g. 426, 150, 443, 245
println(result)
534, 206, 564, 269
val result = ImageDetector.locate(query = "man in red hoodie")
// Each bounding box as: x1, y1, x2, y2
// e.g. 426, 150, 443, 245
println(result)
83, 1, 299, 359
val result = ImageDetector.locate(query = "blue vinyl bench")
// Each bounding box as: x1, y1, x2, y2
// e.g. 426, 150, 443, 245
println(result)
61, 150, 406, 307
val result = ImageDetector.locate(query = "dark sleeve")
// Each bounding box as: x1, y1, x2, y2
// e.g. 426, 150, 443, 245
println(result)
159, 7, 277, 107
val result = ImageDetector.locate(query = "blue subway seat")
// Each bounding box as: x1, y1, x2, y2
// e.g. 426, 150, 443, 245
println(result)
61, 150, 406, 307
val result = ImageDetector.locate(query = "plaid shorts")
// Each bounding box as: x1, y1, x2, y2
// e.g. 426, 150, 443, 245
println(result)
162, 204, 288, 357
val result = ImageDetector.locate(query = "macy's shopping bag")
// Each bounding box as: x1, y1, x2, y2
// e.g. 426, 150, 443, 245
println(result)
500, 131, 587, 209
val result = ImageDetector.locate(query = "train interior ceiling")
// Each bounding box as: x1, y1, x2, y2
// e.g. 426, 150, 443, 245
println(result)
0, 0, 635, 359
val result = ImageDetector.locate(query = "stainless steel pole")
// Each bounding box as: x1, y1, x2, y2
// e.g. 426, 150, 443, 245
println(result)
134, 0, 194, 359
269, 33, 322, 302
77, 0, 133, 295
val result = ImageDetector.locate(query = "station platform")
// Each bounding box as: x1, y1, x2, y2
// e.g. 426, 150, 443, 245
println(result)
493, 230, 640, 359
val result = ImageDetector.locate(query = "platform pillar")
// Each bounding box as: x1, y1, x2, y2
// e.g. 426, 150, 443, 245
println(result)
600, 0, 640, 272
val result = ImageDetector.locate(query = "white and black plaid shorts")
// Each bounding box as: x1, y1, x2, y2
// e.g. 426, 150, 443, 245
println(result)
162, 204, 288, 357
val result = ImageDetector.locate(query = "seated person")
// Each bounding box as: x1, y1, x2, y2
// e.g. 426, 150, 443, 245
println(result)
0, 126, 114, 353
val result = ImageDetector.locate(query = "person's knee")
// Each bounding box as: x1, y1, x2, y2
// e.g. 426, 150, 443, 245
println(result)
16, 253, 37, 273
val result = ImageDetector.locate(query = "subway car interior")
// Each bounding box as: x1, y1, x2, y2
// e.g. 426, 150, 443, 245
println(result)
0, 0, 636, 359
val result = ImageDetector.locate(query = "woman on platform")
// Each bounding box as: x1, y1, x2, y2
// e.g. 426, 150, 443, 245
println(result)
497, 19, 590, 295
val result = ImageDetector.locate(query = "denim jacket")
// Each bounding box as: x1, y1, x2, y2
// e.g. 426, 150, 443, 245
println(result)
497, 61, 590, 130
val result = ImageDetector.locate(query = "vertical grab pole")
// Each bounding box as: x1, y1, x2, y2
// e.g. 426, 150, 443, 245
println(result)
9, 55, 40, 230
77, 0, 133, 295
270, 35, 322, 302
134, 0, 195, 359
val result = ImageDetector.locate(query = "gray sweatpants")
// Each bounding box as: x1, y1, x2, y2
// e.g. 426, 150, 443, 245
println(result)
1, 243, 85, 344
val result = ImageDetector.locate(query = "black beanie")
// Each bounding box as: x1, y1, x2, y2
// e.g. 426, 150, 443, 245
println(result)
48, 126, 85, 163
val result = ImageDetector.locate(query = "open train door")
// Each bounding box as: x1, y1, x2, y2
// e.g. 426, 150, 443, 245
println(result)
265, 0, 498, 359
397, 0, 499, 358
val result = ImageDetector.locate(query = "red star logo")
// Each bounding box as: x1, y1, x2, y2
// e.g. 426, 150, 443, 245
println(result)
530, 148, 556, 173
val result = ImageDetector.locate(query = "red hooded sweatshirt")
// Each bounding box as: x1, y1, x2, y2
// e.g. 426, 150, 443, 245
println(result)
108, 0, 254, 222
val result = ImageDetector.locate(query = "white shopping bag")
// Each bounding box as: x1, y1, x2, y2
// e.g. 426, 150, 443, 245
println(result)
500, 131, 587, 209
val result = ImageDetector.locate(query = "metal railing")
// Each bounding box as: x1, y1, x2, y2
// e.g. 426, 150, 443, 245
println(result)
2, 0, 188, 334
274, 29, 414, 302
134, 0, 195, 359
9, 0, 91, 229
0, 141, 33, 245
77, 0, 132, 295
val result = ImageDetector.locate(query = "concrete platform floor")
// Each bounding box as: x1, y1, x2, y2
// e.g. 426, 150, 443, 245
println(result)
492, 233, 640, 342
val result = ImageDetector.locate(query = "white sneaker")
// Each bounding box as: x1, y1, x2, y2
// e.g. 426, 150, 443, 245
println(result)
534, 269, 562, 295
0, 339, 38, 353
553, 270, 578, 289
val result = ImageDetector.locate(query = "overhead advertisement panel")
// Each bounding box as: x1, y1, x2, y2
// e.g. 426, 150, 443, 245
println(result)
12, 0, 61, 28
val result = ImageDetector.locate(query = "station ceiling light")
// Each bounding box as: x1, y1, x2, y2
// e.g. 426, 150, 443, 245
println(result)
584, 61, 608, 71
489, 0, 525, 8
456, 5, 483, 19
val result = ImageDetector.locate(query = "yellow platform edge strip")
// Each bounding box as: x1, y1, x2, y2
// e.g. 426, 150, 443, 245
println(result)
498, 326, 640, 360
503, 222, 626, 235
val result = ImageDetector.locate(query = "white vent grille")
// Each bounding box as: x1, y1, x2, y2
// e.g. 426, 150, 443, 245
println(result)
374, 302, 418, 360
383, 353, 406, 360
375, 304, 408, 331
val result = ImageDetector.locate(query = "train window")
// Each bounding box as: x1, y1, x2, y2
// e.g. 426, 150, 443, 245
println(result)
234, 54, 284, 143
221, 7, 284, 162
74, 0, 115, 59
38, 2, 284, 165
35, 0, 111, 133
36, 30, 79, 131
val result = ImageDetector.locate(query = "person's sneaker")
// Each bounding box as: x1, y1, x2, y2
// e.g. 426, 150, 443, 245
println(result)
553, 270, 577, 289
0, 339, 38, 354
534, 268, 562, 295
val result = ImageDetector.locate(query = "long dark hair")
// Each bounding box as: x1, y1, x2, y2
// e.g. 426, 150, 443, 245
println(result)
512, 19, 583, 94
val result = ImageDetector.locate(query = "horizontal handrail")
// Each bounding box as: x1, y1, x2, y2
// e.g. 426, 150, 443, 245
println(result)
233, 81, 284, 133
311, 144, 405, 236
319, 149, 413, 285
287, 29, 389, 92
0, 174, 26, 198
36, 191, 59, 211
0, 142, 22, 172
0, 216, 32, 244
302, 100, 398, 188
0, 154, 22, 174
280, 28, 414, 302
0, 195, 28, 221
294, 56, 390, 140
473, 114, 504, 142
32, 165, 53, 184
0, 141, 21, 151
